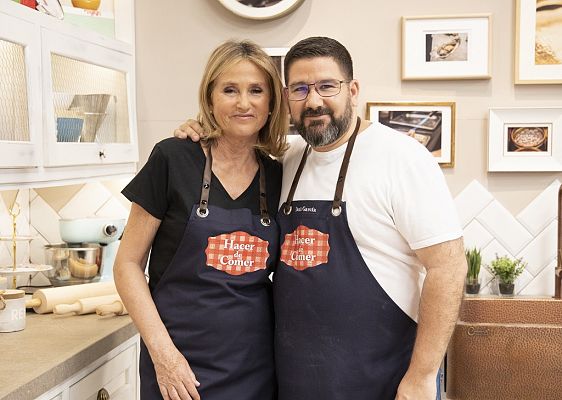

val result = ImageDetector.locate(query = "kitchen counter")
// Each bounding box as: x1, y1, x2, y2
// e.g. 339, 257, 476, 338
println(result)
0, 311, 137, 400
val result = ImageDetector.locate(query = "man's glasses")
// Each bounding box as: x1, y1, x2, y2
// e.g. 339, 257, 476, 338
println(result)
286, 79, 351, 101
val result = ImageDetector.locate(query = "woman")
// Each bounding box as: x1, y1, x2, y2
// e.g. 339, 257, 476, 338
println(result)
114, 40, 288, 400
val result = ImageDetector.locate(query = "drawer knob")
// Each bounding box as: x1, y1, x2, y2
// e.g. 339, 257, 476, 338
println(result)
99, 150, 106, 159
97, 388, 110, 400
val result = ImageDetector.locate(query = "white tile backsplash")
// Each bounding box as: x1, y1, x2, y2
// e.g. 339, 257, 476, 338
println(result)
96, 197, 129, 219
29, 226, 48, 265
520, 258, 556, 296
0, 190, 30, 268
454, 180, 494, 227
30, 195, 63, 244
517, 180, 560, 236
462, 220, 494, 251
476, 200, 533, 256
58, 182, 112, 219
515, 221, 557, 277
514, 268, 534, 294
460, 179, 562, 297
479, 239, 510, 263
0, 242, 10, 268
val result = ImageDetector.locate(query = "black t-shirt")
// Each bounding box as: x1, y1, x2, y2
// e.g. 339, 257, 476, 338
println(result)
122, 138, 283, 290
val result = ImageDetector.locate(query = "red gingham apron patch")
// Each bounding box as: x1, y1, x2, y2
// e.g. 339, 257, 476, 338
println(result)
205, 231, 269, 275
280, 225, 330, 271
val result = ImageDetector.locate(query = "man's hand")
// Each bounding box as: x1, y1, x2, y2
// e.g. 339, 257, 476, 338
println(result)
395, 370, 438, 400
173, 119, 206, 141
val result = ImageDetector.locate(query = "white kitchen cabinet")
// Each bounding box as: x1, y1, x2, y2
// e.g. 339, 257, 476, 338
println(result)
42, 29, 137, 168
36, 334, 139, 400
0, 11, 41, 168
0, 1, 137, 189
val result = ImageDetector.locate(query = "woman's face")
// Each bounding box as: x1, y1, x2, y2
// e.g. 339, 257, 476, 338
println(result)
211, 60, 271, 141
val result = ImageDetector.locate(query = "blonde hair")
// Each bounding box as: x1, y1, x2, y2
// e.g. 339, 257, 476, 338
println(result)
198, 40, 288, 157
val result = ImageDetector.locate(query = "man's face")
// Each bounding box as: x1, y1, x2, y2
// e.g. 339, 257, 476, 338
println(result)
285, 57, 358, 148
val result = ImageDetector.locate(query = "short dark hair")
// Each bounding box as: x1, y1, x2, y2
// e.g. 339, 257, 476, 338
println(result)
283, 37, 353, 85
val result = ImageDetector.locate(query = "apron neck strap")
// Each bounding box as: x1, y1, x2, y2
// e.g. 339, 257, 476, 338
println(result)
257, 154, 271, 226
198, 146, 270, 225
282, 144, 311, 215
283, 116, 362, 217
332, 116, 361, 216
197, 145, 213, 218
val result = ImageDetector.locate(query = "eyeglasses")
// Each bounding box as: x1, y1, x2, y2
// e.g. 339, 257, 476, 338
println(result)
286, 79, 351, 101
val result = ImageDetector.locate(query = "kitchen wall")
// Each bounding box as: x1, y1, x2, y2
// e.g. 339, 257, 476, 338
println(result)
132, 0, 562, 295
135, 0, 562, 211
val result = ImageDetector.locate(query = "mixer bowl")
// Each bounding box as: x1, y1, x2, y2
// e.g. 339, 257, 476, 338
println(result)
44, 244, 101, 286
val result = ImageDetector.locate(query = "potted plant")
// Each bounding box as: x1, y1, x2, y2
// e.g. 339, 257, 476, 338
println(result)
488, 255, 526, 295
465, 247, 482, 294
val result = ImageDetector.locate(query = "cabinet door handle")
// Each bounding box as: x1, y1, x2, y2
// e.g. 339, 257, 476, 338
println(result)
99, 150, 106, 159
97, 388, 110, 400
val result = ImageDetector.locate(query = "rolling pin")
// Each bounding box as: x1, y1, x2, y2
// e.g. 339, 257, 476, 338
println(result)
25, 281, 117, 314
96, 299, 128, 316
53, 294, 121, 315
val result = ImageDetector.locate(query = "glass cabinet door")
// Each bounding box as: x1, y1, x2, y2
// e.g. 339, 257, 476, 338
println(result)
0, 13, 41, 168
42, 29, 137, 167
50, 55, 130, 145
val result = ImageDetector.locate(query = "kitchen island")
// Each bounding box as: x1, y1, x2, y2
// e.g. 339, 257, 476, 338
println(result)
0, 311, 138, 400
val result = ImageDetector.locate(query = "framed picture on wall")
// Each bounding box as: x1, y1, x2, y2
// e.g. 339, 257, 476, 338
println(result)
488, 107, 562, 171
264, 47, 299, 135
263, 47, 289, 83
515, 0, 562, 84
217, 0, 304, 20
401, 14, 491, 80
366, 102, 456, 167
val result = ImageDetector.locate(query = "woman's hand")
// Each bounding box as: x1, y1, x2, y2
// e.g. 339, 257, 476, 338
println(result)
152, 343, 201, 400
173, 119, 206, 141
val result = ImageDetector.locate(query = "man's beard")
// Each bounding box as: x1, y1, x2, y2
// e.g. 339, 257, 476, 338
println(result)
293, 99, 353, 147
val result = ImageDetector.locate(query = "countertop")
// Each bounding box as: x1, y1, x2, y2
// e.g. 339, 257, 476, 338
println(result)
0, 311, 137, 400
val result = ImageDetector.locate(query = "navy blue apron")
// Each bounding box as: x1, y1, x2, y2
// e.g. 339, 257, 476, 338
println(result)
140, 147, 278, 399
274, 117, 418, 400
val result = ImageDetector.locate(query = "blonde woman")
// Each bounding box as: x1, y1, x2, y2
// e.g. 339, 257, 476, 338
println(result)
114, 40, 288, 400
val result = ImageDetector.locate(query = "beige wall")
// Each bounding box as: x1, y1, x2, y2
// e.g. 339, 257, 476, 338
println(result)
135, 0, 562, 214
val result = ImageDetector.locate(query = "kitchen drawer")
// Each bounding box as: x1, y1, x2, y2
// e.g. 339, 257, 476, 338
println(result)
69, 342, 137, 400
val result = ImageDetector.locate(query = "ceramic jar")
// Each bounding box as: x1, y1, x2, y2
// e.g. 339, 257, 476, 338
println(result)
0, 289, 26, 332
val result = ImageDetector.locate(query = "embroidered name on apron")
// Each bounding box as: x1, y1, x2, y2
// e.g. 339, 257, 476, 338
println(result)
205, 231, 269, 275
280, 225, 330, 270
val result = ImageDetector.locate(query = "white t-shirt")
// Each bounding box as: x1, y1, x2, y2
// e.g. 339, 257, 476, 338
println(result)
280, 122, 463, 321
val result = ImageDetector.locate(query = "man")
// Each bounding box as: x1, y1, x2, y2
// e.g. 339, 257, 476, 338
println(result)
175, 36, 467, 400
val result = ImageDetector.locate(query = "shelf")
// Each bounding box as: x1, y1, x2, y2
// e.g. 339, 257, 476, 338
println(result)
0, 235, 38, 241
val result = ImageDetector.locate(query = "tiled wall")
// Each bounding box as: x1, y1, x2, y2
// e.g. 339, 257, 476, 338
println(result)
456, 179, 559, 296
0, 178, 560, 295
0, 179, 130, 287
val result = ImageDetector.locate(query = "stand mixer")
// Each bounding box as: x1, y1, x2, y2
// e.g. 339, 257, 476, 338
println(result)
45, 218, 125, 286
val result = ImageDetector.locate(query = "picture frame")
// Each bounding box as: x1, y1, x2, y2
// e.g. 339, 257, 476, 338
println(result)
488, 107, 562, 171
217, 0, 304, 20
366, 102, 456, 168
515, 0, 562, 84
263, 47, 289, 83
264, 47, 299, 136
401, 14, 491, 80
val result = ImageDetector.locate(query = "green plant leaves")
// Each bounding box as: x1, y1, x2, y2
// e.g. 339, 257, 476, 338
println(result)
465, 247, 482, 280
489, 255, 526, 284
